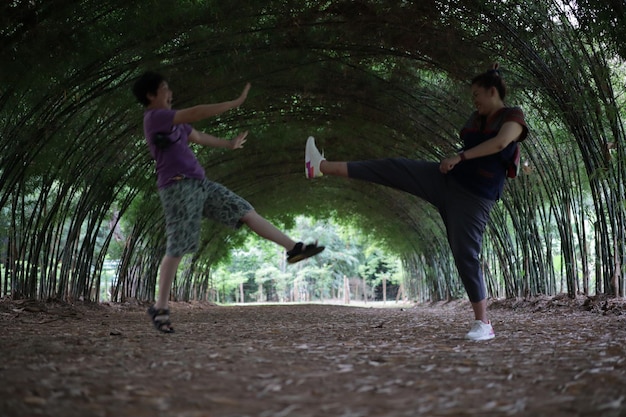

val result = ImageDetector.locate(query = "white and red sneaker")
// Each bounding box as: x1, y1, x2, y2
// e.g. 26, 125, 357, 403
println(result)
465, 320, 495, 341
305, 136, 325, 179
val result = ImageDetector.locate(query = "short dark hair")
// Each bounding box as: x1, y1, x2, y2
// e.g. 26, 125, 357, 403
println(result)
132, 71, 166, 106
471, 64, 506, 101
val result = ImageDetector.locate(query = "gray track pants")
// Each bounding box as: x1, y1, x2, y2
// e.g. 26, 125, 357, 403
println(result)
348, 158, 495, 302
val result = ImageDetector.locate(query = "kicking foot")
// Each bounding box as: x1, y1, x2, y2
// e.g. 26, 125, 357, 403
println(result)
287, 241, 325, 264
147, 306, 175, 333
305, 136, 325, 179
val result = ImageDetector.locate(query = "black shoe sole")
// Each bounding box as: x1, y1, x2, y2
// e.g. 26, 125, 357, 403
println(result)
287, 246, 325, 264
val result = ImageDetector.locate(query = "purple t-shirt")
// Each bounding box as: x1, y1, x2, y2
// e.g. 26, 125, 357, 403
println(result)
143, 108, 205, 189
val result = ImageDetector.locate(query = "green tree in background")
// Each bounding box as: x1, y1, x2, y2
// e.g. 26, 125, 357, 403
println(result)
1, 0, 626, 304
204, 217, 402, 304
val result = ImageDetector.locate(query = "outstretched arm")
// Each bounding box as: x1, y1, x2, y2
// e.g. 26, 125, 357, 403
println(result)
172, 83, 251, 125
188, 129, 248, 150
439, 121, 524, 173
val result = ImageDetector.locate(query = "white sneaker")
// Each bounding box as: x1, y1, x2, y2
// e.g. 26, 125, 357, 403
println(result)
305, 136, 325, 179
465, 320, 495, 341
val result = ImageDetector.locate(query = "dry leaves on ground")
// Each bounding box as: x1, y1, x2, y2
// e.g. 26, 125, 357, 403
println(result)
0, 296, 625, 417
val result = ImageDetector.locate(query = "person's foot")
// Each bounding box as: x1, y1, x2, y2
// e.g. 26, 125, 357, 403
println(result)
305, 136, 325, 179
287, 241, 325, 264
147, 306, 175, 333
465, 320, 495, 341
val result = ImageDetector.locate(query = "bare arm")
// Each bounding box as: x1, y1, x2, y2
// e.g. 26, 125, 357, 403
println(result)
188, 128, 248, 150
172, 83, 251, 125
439, 121, 524, 173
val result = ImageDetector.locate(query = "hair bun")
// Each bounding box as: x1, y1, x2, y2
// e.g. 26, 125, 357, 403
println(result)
488, 62, 500, 76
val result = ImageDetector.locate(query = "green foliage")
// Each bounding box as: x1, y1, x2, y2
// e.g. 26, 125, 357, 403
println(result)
209, 216, 402, 303
1, 0, 626, 302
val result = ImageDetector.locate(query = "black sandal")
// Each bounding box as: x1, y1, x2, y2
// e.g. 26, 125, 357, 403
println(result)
147, 306, 175, 333
287, 241, 325, 264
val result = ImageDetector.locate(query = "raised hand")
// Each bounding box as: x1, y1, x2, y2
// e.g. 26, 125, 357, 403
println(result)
231, 131, 248, 149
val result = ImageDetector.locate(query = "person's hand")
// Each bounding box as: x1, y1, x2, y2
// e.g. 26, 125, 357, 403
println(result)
233, 83, 251, 107
439, 154, 462, 173
230, 131, 248, 149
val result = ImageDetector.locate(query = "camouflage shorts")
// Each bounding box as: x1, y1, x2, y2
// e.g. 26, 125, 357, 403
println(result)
158, 178, 254, 257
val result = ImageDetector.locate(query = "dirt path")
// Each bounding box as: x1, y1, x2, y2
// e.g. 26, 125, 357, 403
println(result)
1, 298, 625, 417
